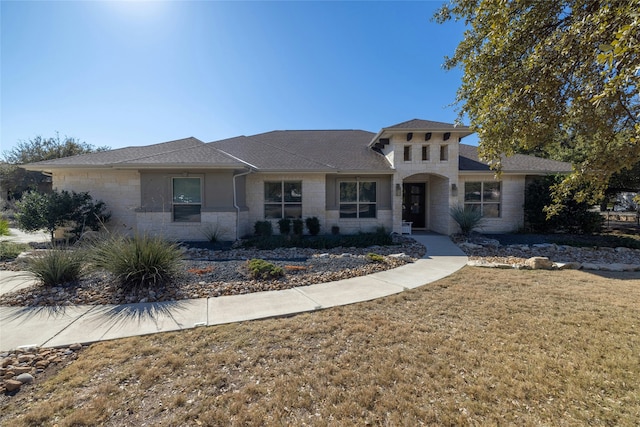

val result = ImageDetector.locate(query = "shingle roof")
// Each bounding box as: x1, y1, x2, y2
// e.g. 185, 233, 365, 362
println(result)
384, 119, 471, 132
459, 144, 572, 173
24, 137, 206, 168
212, 130, 393, 172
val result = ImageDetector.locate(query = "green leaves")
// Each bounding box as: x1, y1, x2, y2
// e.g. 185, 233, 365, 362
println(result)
437, 0, 640, 201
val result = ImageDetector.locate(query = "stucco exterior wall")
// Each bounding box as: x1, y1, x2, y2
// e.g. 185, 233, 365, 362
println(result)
52, 169, 140, 234
457, 174, 526, 233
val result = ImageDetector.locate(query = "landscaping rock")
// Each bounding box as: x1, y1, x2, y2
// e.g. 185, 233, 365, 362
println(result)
525, 257, 554, 270
4, 379, 22, 392
554, 262, 582, 270
15, 373, 34, 384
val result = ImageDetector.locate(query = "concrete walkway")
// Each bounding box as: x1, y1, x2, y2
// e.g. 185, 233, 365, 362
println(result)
0, 234, 467, 351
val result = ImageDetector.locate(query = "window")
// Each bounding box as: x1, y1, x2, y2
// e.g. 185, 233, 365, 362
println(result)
173, 177, 201, 222
440, 145, 448, 161
422, 145, 430, 161
464, 181, 501, 218
404, 145, 412, 161
339, 181, 376, 218
264, 181, 302, 219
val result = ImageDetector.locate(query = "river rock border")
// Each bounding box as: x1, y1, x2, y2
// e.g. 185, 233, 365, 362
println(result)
457, 239, 640, 272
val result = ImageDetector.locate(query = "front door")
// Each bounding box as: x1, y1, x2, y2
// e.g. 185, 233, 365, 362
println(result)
403, 183, 426, 228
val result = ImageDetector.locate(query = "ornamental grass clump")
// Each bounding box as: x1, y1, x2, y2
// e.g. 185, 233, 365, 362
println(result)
450, 205, 485, 236
25, 248, 84, 287
89, 234, 183, 290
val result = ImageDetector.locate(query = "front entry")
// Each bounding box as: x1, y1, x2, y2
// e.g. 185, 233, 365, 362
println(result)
403, 183, 426, 228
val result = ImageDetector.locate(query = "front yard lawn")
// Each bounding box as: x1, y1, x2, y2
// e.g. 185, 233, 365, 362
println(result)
2, 267, 639, 425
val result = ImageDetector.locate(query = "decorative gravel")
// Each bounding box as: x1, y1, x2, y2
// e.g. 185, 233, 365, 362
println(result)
0, 237, 425, 307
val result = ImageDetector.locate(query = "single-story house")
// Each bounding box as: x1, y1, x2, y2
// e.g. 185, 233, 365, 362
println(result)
23, 119, 572, 240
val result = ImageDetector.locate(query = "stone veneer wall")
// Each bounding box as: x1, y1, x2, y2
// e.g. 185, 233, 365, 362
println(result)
136, 211, 238, 241
457, 174, 526, 233
245, 173, 327, 234
52, 169, 140, 234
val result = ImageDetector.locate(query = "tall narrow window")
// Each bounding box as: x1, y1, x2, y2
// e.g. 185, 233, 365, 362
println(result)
440, 145, 448, 161
173, 177, 201, 222
422, 145, 430, 161
264, 181, 302, 219
464, 181, 501, 218
339, 181, 377, 218
404, 145, 412, 161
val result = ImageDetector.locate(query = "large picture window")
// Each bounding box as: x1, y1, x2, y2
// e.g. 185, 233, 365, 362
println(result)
173, 177, 201, 222
464, 181, 501, 218
264, 181, 302, 219
339, 181, 377, 218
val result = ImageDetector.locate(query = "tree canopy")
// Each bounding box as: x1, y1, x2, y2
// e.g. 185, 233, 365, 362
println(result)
435, 0, 639, 203
0, 134, 109, 199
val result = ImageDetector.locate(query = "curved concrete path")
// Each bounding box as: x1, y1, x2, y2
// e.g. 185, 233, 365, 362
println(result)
0, 233, 467, 351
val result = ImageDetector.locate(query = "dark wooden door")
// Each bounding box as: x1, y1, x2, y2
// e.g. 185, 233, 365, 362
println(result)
403, 183, 426, 228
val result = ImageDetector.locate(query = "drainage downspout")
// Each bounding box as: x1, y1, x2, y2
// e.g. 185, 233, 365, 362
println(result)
232, 169, 253, 240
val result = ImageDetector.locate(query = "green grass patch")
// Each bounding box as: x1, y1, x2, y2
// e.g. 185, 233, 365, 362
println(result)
0, 241, 29, 261
0, 218, 10, 236
25, 249, 85, 286
89, 234, 184, 290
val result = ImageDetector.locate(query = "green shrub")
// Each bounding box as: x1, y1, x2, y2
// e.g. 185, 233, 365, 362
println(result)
331, 225, 340, 235
305, 217, 321, 236
292, 219, 304, 236
0, 218, 9, 236
450, 205, 484, 235
254, 221, 273, 237
247, 258, 284, 280
525, 175, 604, 233
15, 190, 110, 242
25, 249, 84, 287
277, 218, 291, 235
366, 253, 385, 263
89, 234, 183, 290
0, 241, 29, 261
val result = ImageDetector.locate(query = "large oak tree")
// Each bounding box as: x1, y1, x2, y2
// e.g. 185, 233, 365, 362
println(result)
436, 0, 639, 204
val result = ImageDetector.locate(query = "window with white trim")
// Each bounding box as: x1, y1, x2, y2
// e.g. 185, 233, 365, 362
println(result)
173, 177, 202, 222
422, 145, 430, 161
339, 181, 377, 218
264, 181, 302, 219
440, 145, 448, 161
464, 181, 501, 218
403, 145, 412, 161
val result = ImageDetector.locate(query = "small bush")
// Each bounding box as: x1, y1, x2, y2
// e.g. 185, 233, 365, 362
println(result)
305, 217, 321, 236
89, 234, 183, 290
0, 241, 29, 261
202, 223, 223, 243
277, 218, 291, 235
292, 219, 304, 236
0, 218, 9, 236
450, 205, 484, 236
25, 249, 84, 287
366, 253, 385, 263
247, 259, 284, 280
254, 221, 273, 237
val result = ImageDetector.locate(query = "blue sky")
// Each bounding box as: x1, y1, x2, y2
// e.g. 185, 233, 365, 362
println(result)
1, 1, 477, 154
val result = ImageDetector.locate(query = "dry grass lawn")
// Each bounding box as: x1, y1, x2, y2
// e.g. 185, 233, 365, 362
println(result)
2, 267, 639, 426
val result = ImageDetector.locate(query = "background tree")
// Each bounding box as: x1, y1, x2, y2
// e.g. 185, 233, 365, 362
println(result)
0, 133, 109, 200
435, 0, 639, 206
15, 190, 111, 242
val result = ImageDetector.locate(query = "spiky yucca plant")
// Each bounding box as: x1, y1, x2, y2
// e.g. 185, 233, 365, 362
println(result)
450, 205, 485, 236
25, 249, 84, 287
89, 234, 183, 290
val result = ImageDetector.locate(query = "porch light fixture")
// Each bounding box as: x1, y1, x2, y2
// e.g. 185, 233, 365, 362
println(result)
424, 132, 432, 141
406, 132, 413, 141
396, 183, 402, 196
451, 183, 458, 196
443, 132, 451, 141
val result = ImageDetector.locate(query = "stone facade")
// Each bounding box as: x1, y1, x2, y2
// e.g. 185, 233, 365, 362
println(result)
53, 169, 140, 234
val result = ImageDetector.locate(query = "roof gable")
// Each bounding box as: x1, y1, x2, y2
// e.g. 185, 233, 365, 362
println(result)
384, 119, 470, 132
